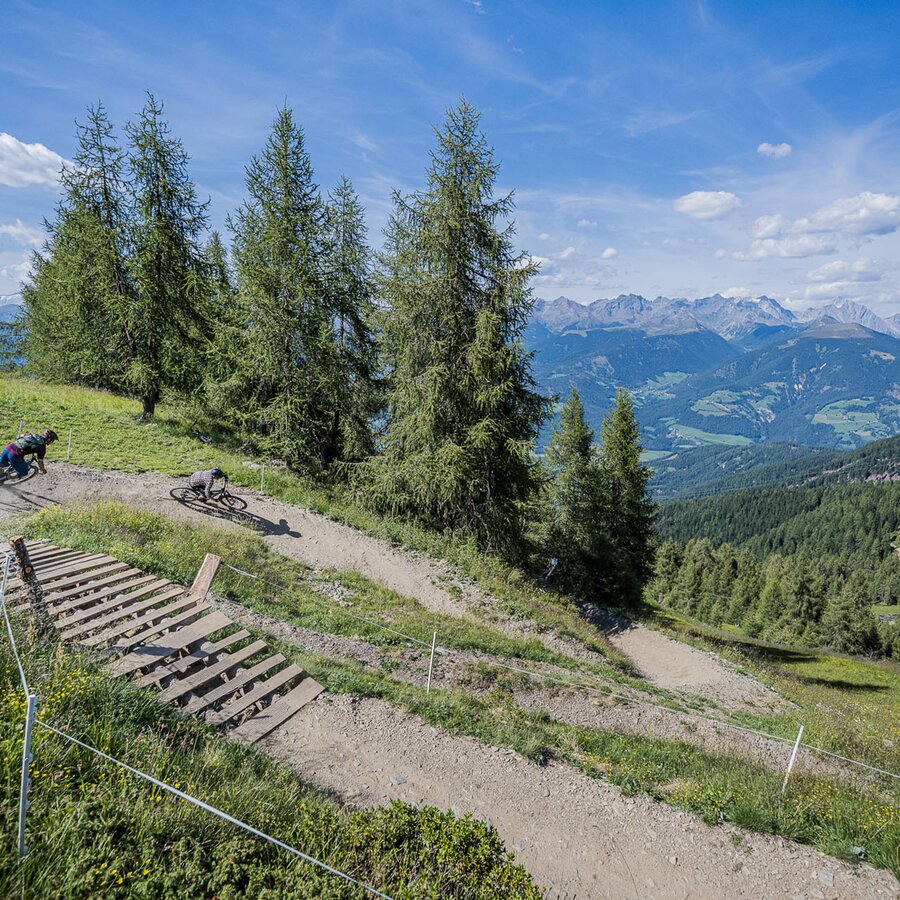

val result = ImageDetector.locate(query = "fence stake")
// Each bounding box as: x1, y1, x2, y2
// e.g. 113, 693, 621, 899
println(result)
781, 724, 804, 795
66, 429, 72, 461
18, 692, 37, 861
426, 631, 437, 693
260, 463, 265, 493
16, 419, 23, 439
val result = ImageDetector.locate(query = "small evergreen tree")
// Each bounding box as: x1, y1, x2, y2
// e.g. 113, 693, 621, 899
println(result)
542, 388, 618, 594
126, 93, 211, 416
599, 388, 657, 599
364, 99, 547, 550
821, 573, 879, 655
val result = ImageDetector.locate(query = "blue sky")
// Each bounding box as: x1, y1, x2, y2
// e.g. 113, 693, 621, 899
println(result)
2, 0, 900, 313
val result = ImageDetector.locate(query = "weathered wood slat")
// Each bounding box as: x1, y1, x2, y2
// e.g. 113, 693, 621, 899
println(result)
183, 654, 286, 716
112, 602, 218, 653
30, 548, 82, 566
50, 572, 155, 613
207, 663, 303, 727
56, 578, 171, 625
109, 611, 232, 677
157, 639, 268, 704
233, 677, 325, 743
81, 594, 196, 648
42, 562, 130, 594
37, 554, 116, 582
136, 629, 251, 688
59, 584, 182, 640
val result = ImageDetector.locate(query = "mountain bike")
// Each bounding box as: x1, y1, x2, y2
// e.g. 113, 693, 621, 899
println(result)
169, 480, 248, 511
0, 452, 39, 486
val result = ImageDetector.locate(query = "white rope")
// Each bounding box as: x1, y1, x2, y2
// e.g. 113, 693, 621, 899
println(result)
0, 553, 29, 695
221, 561, 900, 782
36, 720, 393, 899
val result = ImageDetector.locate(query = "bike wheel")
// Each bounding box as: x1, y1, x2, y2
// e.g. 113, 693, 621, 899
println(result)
169, 487, 195, 503
222, 493, 248, 511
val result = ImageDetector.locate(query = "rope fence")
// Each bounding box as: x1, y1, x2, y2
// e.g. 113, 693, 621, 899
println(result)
220, 561, 900, 784
0, 550, 393, 898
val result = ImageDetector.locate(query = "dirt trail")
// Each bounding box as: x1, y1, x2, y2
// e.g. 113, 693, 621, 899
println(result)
0, 464, 773, 708
2, 465, 898, 897
260, 693, 898, 900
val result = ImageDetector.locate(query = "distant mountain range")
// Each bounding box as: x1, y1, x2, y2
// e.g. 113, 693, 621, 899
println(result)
526, 293, 900, 454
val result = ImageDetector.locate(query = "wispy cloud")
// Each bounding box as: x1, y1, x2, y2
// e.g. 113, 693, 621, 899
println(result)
757, 142, 792, 159
674, 190, 741, 220
0, 219, 44, 245
0, 133, 69, 188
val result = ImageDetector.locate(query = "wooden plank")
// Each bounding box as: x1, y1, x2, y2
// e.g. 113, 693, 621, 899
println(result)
182, 654, 286, 716
42, 562, 130, 594
56, 578, 171, 626
112, 602, 215, 653
82, 594, 195, 648
206, 664, 302, 727
156, 639, 268, 703
188, 553, 221, 600
60, 584, 183, 640
108, 611, 232, 677
233, 677, 325, 743
136, 629, 251, 688
37, 554, 115, 582
50, 573, 155, 613
31, 548, 81, 567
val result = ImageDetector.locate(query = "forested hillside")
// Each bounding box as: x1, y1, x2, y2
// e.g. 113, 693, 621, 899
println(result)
652, 481, 900, 657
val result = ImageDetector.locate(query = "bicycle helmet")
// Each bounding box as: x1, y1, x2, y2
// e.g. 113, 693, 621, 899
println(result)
212, 467, 225, 478
43, 429, 59, 443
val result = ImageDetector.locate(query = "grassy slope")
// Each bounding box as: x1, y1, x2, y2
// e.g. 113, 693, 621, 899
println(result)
0, 372, 626, 666
17, 501, 900, 878
0, 627, 540, 898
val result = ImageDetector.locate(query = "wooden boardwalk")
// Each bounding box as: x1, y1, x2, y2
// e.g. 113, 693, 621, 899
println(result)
6, 541, 323, 743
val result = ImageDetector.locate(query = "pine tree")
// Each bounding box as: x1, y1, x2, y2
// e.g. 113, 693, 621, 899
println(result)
542, 388, 618, 594
325, 176, 380, 464
24, 102, 131, 387
229, 106, 340, 470
364, 100, 547, 550
821, 573, 879, 655
599, 388, 657, 598
126, 93, 211, 416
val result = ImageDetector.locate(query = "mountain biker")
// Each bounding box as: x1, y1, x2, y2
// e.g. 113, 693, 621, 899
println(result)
0, 429, 59, 478
188, 467, 227, 502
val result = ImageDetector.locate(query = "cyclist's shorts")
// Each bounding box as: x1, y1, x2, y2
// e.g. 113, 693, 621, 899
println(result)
0, 448, 30, 476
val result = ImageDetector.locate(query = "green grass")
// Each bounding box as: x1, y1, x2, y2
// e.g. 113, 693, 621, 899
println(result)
14, 501, 900, 878
0, 629, 541, 898
0, 372, 628, 667
668, 424, 755, 447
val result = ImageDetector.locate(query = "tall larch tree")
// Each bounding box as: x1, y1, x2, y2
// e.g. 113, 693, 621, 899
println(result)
126, 93, 210, 417
365, 100, 548, 551
24, 102, 131, 387
229, 106, 339, 470
599, 388, 657, 600
325, 176, 380, 464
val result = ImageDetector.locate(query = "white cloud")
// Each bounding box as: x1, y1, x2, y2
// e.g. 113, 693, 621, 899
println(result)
807, 258, 882, 283
559, 246, 576, 259
537, 232, 553, 241
751, 214, 787, 239
714, 248, 727, 259
794, 192, 900, 237
601, 247, 618, 259
757, 142, 792, 159
722, 286, 753, 298
734, 234, 835, 260
673, 190, 741, 220
0, 133, 69, 188
576, 218, 597, 229
352, 132, 378, 153
0, 256, 30, 282
0, 220, 43, 246
520, 254, 551, 270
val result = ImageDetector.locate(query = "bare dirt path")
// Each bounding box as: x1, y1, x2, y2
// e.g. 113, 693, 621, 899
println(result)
0, 464, 774, 710
259, 692, 899, 900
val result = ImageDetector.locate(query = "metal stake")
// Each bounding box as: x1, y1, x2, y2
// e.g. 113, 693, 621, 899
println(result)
18, 692, 37, 861
426, 631, 437, 693
16, 419, 23, 439
781, 724, 804, 795
66, 429, 72, 461
260, 463, 265, 493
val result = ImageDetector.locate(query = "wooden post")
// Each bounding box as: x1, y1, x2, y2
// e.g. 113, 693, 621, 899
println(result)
189, 553, 221, 601
8, 537, 54, 639
66, 429, 73, 461
426, 631, 437, 693
260, 463, 266, 493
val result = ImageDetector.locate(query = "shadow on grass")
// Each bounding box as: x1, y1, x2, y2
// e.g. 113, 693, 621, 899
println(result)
794, 675, 889, 693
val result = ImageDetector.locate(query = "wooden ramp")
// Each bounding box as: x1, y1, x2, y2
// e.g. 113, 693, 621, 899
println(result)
6, 541, 323, 743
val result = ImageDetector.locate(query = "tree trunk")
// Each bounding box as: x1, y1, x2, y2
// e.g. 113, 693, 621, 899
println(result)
141, 389, 158, 419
